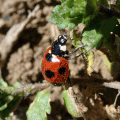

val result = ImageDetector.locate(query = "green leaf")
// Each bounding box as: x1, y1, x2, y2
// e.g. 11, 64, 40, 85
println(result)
70, 8, 81, 18
0, 95, 21, 119
0, 82, 20, 94
26, 90, 51, 120
0, 103, 7, 111
49, 0, 87, 30
99, 17, 118, 40
0, 78, 22, 119
113, 23, 120, 38
71, 32, 83, 47
87, 52, 94, 75
114, 34, 120, 57
66, 0, 74, 8
97, 50, 120, 76
82, 28, 103, 51
98, 50, 113, 72
98, 0, 109, 7
13, 82, 21, 88
86, 0, 98, 16
52, 5, 63, 13
68, 22, 76, 30
58, 18, 68, 29
60, 0, 66, 3
116, 0, 120, 11
74, 0, 87, 9
62, 90, 82, 117
82, 15, 118, 51
72, 39, 83, 48
103, 37, 116, 60
49, 13, 60, 24
0, 78, 8, 87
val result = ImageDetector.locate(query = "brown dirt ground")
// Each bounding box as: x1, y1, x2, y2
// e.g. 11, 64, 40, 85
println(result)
0, 0, 120, 120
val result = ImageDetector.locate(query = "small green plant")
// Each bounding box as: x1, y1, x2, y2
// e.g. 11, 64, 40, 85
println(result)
0, 78, 21, 119
49, 0, 120, 52
0, 0, 120, 119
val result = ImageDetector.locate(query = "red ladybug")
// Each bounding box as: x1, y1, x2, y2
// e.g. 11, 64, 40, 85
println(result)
42, 35, 86, 86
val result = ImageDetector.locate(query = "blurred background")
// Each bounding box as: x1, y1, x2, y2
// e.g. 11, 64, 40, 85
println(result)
0, 0, 118, 119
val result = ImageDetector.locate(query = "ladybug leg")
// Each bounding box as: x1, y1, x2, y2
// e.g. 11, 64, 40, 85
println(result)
67, 45, 87, 56
66, 52, 87, 60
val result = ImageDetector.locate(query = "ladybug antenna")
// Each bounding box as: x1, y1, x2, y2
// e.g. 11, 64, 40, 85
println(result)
68, 37, 73, 40
64, 35, 74, 41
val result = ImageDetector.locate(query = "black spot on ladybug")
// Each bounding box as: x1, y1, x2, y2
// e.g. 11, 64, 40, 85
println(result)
51, 82, 62, 86
59, 67, 66, 75
45, 70, 55, 78
45, 53, 52, 62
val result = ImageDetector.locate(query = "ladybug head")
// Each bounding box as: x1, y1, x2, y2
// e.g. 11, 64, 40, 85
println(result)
58, 35, 68, 45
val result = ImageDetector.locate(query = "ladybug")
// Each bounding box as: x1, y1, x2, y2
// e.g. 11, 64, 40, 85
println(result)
42, 35, 86, 86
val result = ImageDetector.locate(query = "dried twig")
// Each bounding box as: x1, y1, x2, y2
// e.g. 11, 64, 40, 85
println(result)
0, 82, 51, 97
70, 76, 120, 91
113, 90, 120, 107
103, 81, 120, 90
67, 87, 88, 116
99, 4, 120, 18
11, 82, 51, 96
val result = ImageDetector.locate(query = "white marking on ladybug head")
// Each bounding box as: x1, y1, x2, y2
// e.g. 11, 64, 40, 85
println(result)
63, 35, 67, 39
59, 45, 66, 52
49, 50, 51, 53
58, 35, 62, 39
61, 39, 64, 43
52, 54, 60, 62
